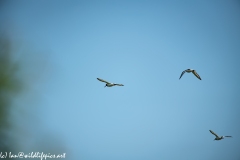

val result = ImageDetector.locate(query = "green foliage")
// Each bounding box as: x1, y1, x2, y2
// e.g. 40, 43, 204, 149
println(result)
0, 36, 22, 153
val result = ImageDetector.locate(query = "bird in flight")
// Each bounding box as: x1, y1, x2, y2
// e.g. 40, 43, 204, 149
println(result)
179, 69, 201, 80
97, 78, 124, 87
209, 130, 232, 141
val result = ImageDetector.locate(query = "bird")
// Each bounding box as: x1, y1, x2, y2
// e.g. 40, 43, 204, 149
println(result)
179, 69, 201, 80
209, 130, 232, 141
97, 78, 124, 87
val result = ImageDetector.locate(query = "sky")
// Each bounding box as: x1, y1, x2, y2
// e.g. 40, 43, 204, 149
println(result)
1, 1, 240, 160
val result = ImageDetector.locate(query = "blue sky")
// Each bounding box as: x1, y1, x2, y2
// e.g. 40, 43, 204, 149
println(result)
1, 1, 240, 160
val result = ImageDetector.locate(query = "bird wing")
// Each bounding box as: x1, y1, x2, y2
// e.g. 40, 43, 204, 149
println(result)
97, 78, 110, 84
209, 130, 219, 138
179, 70, 186, 79
192, 70, 201, 80
114, 84, 124, 86
224, 136, 232, 138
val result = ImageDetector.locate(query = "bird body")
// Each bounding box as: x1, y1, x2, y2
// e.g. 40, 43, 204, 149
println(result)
179, 69, 201, 80
209, 130, 232, 141
97, 78, 124, 87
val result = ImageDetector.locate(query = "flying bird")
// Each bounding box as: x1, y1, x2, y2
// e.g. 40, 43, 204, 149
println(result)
209, 130, 232, 141
179, 69, 201, 80
97, 78, 124, 87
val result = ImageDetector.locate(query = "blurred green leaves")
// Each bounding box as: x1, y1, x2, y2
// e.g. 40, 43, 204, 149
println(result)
0, 34, 67, 159
0, 35, 23, 153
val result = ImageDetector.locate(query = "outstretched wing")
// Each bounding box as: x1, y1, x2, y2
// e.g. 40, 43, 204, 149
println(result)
179, 70, 186, 79
209, 130, 219, 138
114, 83, 124, 86
224, 136, 232, 138
192, 70, 201, 80
97, 78, 110, 84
